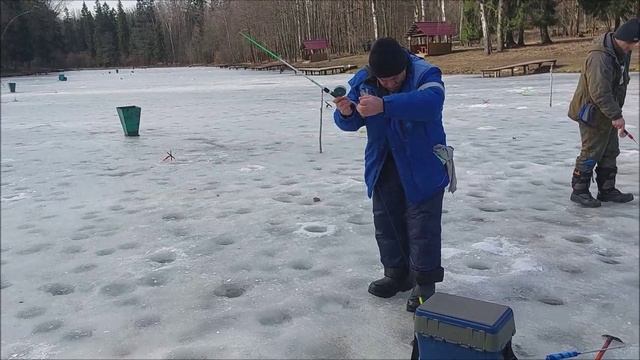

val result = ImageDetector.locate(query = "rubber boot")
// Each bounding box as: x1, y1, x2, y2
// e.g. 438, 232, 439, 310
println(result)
406, 282, 435, 313
368, 268, 414, 298
596, 167, 634, 203
570, 168, 601, 207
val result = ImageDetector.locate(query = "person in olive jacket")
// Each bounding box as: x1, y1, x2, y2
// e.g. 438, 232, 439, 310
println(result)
568, 18, 639, 207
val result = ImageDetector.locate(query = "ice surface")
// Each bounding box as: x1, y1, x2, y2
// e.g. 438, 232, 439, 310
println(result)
1, 68, 638, 358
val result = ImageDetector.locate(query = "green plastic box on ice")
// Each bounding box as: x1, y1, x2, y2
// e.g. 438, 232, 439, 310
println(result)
8, 82, 16, 92
116, 106, 141, 136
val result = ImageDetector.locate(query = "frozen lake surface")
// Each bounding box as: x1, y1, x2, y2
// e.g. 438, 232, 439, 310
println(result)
1, 67, 638, 359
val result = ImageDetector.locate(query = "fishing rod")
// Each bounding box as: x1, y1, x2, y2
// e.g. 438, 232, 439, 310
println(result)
623, 129, 638, 144
239, 32, 346, 98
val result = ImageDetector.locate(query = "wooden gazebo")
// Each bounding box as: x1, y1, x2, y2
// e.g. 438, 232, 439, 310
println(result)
406, 22, 457, 56
302, 39, 329, 62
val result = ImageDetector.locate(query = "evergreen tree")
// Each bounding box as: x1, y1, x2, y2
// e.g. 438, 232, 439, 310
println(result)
461, 0, 482, 46
30, 0, 63, 66
116, 0, 130, 60
80, 1, 95, 56
579, 0, 637, 30
62, 8, 79, 53
1, 0, 34, 69
527, 0, 557, 44
94, 1, 118, 66
131, 0, 156, 64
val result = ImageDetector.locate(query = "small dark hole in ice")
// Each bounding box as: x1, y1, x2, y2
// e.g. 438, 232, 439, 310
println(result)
213, 283, 246, 298
593, 248, 621, 258
40, 283, 75, 296
558, 264, 583, 274
258, 310, 292, 326
467, 262, 491, 270
72, 264, 97, 273
599, 257, 620, 265
32, 320, 63, 334
17, 306, 46, 319
100, 282, 136, 297
134, 315, 161, 328
304, 225, 327, 233
162, 213, 185, 221
118, 242, 139, 250
538, 297, 564, 306
216, 238, 234, 246
290, 260, 312, 270
149, 250, 177, 264
478, 206, 506, 213
62, 328, 93, 341
96, 248, 116, 256
71, 233, 90, 241
562, 235, 593, 244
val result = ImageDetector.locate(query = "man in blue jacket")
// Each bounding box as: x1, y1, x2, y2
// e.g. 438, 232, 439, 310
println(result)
333, 38, 449, 312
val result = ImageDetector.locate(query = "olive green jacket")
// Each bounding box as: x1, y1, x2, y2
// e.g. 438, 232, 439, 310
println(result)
568, 33, 631, 124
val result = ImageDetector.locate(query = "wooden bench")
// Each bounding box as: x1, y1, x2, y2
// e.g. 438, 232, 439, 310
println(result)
481, 59, 557, 78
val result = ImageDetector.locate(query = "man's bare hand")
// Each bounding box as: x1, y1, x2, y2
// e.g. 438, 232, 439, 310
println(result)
333, 96, 353, 116
356, 95, 384, 117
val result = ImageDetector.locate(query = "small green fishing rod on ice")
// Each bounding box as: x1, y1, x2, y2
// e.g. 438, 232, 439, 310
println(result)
239, 32, 347, 98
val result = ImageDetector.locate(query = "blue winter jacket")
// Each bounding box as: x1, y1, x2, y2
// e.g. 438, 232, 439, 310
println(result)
334, 52, 449, 204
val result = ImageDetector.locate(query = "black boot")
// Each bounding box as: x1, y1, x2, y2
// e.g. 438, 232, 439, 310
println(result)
406, 283, 435, 313
570, 169, 601, 207
368, 268, 414, 298
596, 167, 634, 203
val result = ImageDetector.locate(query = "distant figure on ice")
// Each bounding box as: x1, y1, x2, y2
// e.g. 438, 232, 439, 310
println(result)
333, 37, 455, 312
568, 17, 639, 207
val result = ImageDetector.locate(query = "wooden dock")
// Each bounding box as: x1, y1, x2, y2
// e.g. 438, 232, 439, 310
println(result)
481, 59, 557, 78
297, 65, 358, 75
217, 63, 358, 75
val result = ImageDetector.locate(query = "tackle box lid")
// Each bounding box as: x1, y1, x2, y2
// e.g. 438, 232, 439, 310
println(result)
414, 292, 516, 352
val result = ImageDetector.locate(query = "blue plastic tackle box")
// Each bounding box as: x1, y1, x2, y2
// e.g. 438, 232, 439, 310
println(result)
414, 292, 516, 360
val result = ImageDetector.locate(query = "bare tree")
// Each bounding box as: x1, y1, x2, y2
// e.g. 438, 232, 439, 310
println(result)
497, 0, 504, 51
479, 0, 491, 55
371, 0, 378, 39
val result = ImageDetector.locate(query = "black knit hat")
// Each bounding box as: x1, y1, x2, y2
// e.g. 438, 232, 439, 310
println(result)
368, 37, 408, 78
614, 18, 639, 43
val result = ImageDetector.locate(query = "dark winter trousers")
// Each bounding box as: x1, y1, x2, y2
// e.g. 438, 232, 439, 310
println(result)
372, 153, 445, 285
575, 121, 619, 173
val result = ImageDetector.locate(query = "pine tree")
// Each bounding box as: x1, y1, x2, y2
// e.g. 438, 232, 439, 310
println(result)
579, 0, 637, 31
528, 0, 557, 44
1, 0, 35, 70
461, 0, 482, 46
116, 0, 130, 61
80, 1, 95, 56
94, 1, 118, 66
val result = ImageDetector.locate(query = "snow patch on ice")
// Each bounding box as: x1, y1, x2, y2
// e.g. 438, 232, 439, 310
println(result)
442, 247, 467, 259
469, 103, 506, 108
471, 236, 524, 256
511, 257, 543, 273
239, 164, 265, 172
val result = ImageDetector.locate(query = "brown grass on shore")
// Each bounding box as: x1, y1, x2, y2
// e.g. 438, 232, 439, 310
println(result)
295, 37, 640, 75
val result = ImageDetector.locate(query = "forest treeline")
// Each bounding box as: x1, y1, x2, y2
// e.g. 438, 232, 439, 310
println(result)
1, 0, 637, 74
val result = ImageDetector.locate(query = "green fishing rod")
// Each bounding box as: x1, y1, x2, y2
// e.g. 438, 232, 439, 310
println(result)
239, 32, 347, 98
